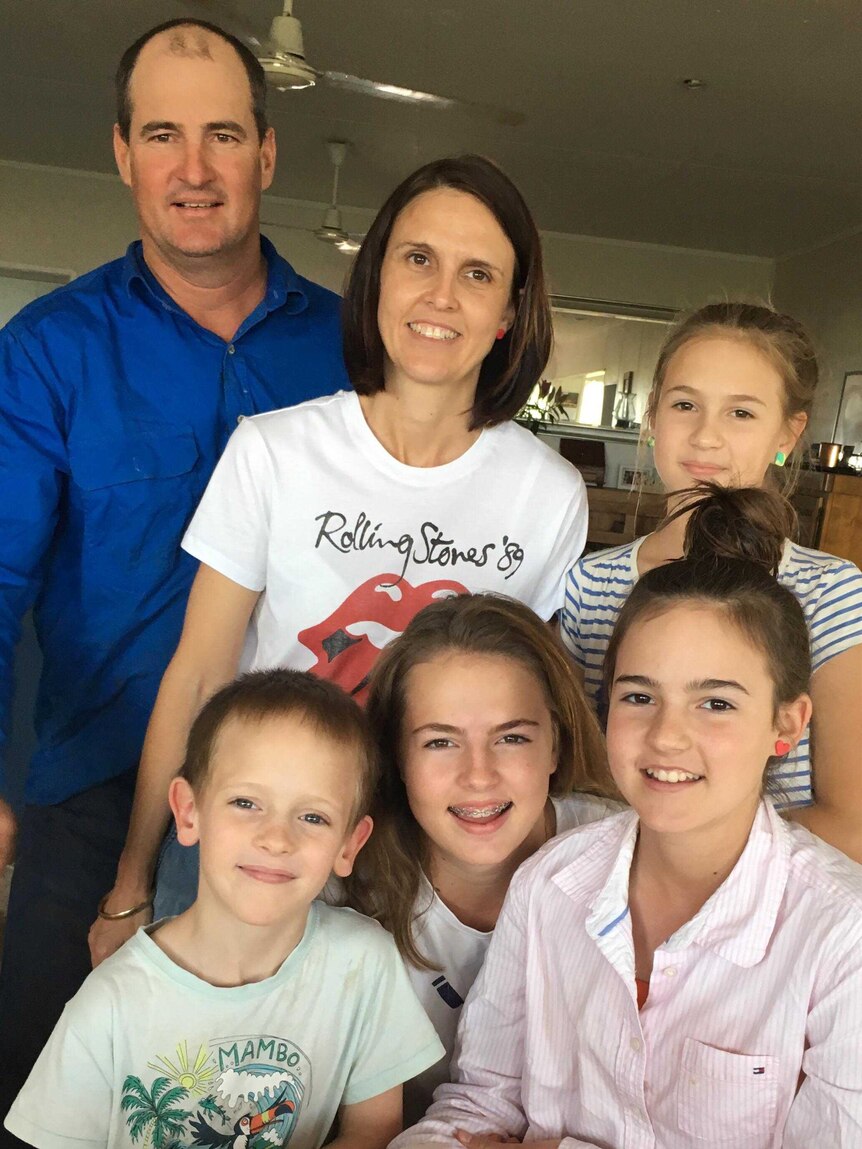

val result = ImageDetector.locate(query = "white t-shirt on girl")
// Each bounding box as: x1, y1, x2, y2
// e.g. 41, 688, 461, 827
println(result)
403, 792, 621, 1122
183, 390, 589, 699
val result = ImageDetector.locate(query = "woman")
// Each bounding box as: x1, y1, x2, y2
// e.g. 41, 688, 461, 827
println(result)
396, 488, 862, 1148
562, 303, 862, 860
344, 593, 618, 1121
90, 155, 590, 961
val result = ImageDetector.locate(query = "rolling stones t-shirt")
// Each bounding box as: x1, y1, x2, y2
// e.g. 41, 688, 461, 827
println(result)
182, 391, 589, 698
6, 905, 442, 1149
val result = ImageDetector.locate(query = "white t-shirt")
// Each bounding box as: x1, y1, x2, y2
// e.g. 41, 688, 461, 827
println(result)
183, 391, 588, 697
562, 536, 862, 806
6, 904, 443, 1149
403, 793, 620, 1122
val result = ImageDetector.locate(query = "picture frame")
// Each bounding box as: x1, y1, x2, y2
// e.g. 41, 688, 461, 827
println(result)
834, 371, 862, 448
616, 464, 644, 490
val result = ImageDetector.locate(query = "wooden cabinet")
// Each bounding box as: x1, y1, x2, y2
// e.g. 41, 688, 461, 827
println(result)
583, 473, 862, 559
818, 474, 862, 568
585, 487, 665, 550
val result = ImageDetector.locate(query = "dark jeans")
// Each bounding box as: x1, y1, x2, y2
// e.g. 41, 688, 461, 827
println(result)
152, 823, 198, 920
0, 770, 136, 1144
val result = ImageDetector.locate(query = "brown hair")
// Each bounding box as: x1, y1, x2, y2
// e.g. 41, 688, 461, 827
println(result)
342, 155, 551, 429
115, 18, 268, 144
647, 302, 818, 493
603, 484, 811, 724
180, 669, 378, 825
342, 593, 612, 967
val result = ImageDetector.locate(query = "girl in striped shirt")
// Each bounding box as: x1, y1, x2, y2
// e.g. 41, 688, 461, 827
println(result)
561, 303, 862, 862
395, 485, 862, 1149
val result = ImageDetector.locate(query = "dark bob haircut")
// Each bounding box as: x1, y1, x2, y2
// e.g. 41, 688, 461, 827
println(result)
180, 669, 378, 826
115, 18, 268, 144
342, 154, 552, 429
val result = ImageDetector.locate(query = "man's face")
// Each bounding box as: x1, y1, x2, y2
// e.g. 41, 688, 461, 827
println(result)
113, 27, 275, 272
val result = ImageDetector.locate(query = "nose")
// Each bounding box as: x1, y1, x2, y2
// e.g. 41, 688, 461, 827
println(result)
645, 702, 691, 755
176, 140, 216, 187
456, 745, 500, 790
253, 815, 294, 855
688, 408, 723, 450
425, 265, 459, 311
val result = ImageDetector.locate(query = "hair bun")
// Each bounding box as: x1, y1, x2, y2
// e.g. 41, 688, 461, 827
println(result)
674, 483, 796, 575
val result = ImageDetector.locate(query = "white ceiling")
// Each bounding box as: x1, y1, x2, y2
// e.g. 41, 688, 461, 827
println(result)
2, 0, 861, 257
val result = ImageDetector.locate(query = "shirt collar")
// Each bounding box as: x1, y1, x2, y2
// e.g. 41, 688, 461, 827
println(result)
120, 236, 309, 318
555, 801, 790, 969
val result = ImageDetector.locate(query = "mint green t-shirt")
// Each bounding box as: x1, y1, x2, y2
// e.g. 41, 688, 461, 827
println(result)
6, 904, 443, 1149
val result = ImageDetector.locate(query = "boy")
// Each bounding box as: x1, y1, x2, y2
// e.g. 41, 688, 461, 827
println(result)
5, 670, 443, 1149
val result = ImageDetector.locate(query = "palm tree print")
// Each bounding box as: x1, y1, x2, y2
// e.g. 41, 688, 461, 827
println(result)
121, 1075, 192, 1147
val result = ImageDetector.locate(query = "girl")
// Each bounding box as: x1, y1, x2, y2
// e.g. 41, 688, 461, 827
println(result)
562, 302, 862, 860
91, 156, 590, 961
344, 593, 618, 1122
395, 486, 862, 1149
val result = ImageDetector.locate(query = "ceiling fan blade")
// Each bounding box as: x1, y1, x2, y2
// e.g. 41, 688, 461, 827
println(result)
321, 72, 524, 127
190, 0, 270, 47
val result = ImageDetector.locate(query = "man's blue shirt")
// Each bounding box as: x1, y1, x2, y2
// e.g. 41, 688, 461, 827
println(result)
0, 237, 347, 805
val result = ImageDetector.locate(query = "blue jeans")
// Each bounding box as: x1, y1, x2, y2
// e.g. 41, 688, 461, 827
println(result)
0, 769, 135, 1144
153, 824, 199, 919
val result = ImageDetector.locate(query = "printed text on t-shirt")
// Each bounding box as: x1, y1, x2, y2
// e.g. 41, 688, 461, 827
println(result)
314, 511, 525, 582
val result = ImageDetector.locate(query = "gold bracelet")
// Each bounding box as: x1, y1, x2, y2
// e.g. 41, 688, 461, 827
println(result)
97, 892, 154, 921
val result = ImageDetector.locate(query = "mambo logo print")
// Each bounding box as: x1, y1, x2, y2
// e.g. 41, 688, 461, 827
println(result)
314, 510, 525, 583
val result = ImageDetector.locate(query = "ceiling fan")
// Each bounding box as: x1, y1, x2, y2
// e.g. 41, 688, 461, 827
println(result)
203, 0, 524, 126
313, 140, 363, 255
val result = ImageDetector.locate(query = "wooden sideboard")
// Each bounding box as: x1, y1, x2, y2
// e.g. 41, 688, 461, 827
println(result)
582, 471, 862, 559
818, 474, 862, 568
584, 488, 665, 550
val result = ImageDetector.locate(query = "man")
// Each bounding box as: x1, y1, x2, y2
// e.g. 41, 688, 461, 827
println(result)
0, 17, 347, 1131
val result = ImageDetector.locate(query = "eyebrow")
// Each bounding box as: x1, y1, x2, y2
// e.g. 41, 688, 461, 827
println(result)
392, 241, 505, 276
664, 384, 767, 407
138, 120, 248, 139
410, 718, 541, 736
614, 673, 749, 694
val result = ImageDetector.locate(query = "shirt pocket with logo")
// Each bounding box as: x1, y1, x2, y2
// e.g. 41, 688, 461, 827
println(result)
677, 1037, 779, 1145
69, 426, 202, 573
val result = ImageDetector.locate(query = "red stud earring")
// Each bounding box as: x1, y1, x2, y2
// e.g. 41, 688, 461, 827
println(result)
774, 740, 792, 756
496, 327, 507, 340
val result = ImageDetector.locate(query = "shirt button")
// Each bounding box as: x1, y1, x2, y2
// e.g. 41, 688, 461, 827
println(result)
630, 1037, 642, 1053
663, 966, 678, 977
227, 343, 236, 354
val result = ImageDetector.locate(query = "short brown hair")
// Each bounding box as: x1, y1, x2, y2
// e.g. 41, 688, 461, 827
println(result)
342, 155, 551, 429
342, 593, 613, 967
115, 18, 268, 144
180, 670, 378, 825
647, 302, 818, 492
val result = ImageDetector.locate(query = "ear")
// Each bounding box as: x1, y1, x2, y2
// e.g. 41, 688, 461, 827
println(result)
259, 127, 276, 192
548, 721, 560, 779
113, 124, 132, 188
169, 777, 201, 847
774, 693, 813, 753
332, 815, 374, 878
779, 410, 808, 457
645, 388, 658, 431
501, 297, 516, 332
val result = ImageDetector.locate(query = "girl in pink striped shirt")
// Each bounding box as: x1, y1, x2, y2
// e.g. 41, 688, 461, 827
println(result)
394, 485, 862, 1149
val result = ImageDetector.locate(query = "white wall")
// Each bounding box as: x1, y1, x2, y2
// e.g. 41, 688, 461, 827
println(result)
0, 158, 774, 308
773, 230, 862, 442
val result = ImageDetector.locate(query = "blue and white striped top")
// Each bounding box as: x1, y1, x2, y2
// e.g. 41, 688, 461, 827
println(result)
561, 537, 862, 806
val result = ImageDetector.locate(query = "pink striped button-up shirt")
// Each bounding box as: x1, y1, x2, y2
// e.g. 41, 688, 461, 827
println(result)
391, 801, 862, 1149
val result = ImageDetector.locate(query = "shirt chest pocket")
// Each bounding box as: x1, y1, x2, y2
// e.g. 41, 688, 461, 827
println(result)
677, 1038, 779, 1145
70, 428, 202, 566
72, 428, 199, 489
